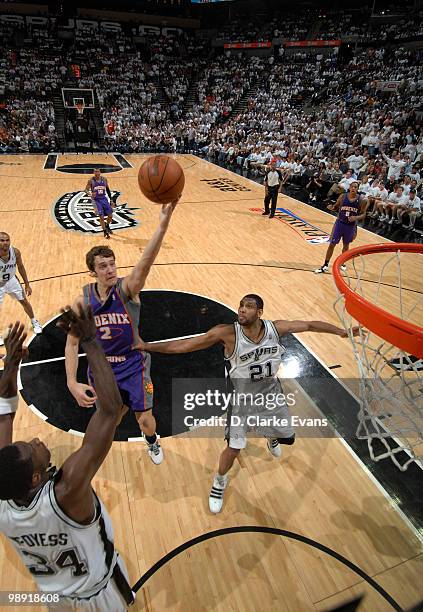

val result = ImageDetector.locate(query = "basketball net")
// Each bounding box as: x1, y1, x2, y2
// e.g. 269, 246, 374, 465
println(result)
76, 103, 84, 116
333, 243, 423, 471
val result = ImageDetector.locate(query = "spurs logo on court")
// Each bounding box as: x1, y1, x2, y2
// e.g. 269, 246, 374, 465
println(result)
53, 191, 139, 234
201, 178, 251, 192
250, 208, 330, 244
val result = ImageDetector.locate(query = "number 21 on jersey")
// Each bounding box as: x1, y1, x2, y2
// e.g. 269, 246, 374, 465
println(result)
249, 362, 272, 380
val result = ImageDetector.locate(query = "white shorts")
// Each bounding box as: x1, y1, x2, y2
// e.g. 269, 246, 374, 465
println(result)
0, 395, 18, 416
226, 404, 294, 450
47, 558, 134, 611
0, 277, 24, 305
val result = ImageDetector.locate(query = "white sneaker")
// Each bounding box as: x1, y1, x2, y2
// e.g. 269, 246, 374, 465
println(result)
267, 438, 281, 458
0, 336, 3, 346
314, 264, 328, 274
340, 264, 347, 272
209, 474, 228, 514
146, 435, 164, 465
31, 319, 42, 334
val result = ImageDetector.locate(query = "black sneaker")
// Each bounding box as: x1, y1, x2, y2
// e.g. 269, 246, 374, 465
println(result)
103, 230, 110, 239
262, 211, 269, 216
106, 223, 113, 235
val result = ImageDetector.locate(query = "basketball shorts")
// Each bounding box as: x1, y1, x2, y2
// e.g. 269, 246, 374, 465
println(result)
94, 198, 113, 217
89, 352, 154, 413
225, 402, 294, 450
46, 557, 135, 611
330, 219, 356, 245
0, 276, 24, 304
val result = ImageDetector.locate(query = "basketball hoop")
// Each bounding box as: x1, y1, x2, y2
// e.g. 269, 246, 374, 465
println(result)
333, 243, 423, 471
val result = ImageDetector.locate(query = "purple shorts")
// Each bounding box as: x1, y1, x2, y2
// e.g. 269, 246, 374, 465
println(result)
88, 351, 154, 412
94, 198, 113, 217
330, 219, 356, 245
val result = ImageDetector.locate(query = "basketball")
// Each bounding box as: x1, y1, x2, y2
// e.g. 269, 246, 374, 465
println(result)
138, 155, 185, 204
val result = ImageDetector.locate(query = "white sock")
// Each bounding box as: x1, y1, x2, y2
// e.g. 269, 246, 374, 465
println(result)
216, 473, 226, 486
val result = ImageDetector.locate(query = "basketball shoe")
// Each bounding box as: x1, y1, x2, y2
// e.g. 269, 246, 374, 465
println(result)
209, 474, 228, 513
314, 264, 328, 274
267, 438, 281, 458
31, 319, 42, 334
146, 435, 164, 465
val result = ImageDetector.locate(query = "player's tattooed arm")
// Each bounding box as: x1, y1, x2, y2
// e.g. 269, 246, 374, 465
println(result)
15, 248, 32, 296
273, 319, 360, 338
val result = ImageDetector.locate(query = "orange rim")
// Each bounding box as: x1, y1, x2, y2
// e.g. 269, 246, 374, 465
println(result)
333, 243, 423, 358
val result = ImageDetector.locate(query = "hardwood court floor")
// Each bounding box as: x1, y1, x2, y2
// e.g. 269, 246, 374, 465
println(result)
0, 154, 422, 611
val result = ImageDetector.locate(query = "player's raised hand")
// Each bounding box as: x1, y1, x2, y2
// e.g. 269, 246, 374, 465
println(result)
159, 196, 180, 226
3, 322, 28, 366
57, 304, 96, 343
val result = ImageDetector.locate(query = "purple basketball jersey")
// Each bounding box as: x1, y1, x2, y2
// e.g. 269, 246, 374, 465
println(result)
338, 193, 360, 223
85, 279, 142, 377
91, 177, 107, 201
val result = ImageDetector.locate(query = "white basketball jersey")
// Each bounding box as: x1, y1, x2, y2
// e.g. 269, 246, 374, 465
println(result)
0, 472, 118, 599
226, 320, 285, 388
0, 247, 17, 287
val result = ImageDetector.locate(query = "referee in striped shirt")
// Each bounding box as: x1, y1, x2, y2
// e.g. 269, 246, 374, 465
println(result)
263, 161, 283, 218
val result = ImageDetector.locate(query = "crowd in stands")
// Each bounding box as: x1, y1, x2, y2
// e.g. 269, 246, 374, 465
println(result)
0, 5, 422, 235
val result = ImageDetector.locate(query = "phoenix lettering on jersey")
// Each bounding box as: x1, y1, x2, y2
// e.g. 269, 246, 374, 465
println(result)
340, 205, 358, 213
240, 346, 279, 362
94, 313, 130, 326
10, 533, 69, 547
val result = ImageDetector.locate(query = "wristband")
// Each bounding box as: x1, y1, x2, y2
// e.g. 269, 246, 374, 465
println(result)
0, 395, 18, 415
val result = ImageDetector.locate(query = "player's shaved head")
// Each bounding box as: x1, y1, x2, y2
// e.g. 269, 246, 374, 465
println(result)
242, 294, 264, 310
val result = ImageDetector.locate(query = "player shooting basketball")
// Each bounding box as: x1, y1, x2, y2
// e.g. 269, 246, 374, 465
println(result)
86, 169, 115, 239
65, 198, 180, 466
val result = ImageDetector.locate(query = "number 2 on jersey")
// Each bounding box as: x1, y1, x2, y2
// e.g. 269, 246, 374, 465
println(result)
99, 326, 112, 340
249, 361, 272, 380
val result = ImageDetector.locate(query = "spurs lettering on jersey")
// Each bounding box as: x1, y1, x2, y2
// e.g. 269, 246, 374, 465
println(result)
0, 246, 17, 287
240, 346, 279, 363
227, 320, 285, 383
